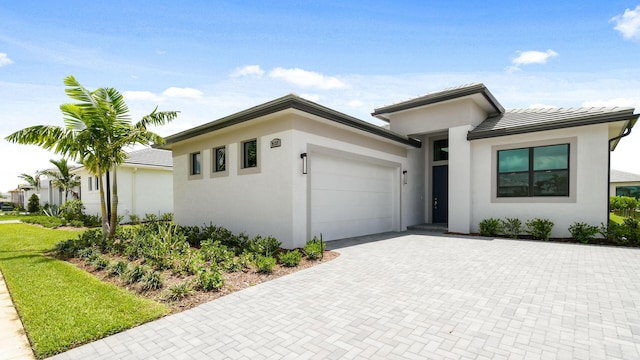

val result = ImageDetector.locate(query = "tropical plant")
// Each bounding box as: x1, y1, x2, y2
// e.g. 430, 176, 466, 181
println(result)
5, 75, 178, 240
524, 218, 554, 241
279, 249, 302, 267
39, 158, 81, 202
18, 172, 41, 190
501, 218, 522, 239
27, 193, 40, 213
253, 255, 277, 273
568, 222, 600, 244
304, 237, 325, 260
479, 218, 502, 237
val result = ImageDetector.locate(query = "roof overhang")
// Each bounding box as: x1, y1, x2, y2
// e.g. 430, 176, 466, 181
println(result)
371, 83, 504, 122
161, 94, 422, 149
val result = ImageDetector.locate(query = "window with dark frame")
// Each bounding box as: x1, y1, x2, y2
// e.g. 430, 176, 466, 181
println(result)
191, 152, 202, 175
242, 139, 257, 168
433, 139, 449, 161
213, 146, 226, 172
497, 144, 569, 197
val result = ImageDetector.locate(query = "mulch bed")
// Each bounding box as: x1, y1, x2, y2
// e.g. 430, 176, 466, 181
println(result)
67, 251, 339, 313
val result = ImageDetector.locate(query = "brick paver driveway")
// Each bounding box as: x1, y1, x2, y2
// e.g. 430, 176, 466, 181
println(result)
53, 233, 640, 359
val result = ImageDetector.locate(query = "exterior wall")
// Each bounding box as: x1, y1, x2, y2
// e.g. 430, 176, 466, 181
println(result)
469, 124, 610, 238
172, 113, 414, 249
76, 168, 102, 217
448, 125, 473, 233
387, 99, 488, 135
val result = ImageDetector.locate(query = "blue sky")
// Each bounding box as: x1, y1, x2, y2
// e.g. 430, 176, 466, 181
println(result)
1, 1, 639, 192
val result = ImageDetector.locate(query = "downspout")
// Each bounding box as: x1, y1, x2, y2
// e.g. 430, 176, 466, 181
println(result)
607, 123, 633, 228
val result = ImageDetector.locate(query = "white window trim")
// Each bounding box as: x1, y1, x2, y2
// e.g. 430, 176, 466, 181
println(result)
238, 138, 261, 175
211, 145, 229, 178
491, 137, 577, 203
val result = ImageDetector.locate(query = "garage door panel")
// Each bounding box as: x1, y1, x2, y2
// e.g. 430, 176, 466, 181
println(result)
310, 152, 398, 241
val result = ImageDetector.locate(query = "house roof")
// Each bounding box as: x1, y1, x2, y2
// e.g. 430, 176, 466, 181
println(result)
611, 169, 640, 183
162, 94, 422, 148
123, 148, 172, 168
371, 83, 504, 121
467, 107, 639, 141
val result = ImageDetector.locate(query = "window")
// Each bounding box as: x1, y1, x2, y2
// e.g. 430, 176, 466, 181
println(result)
497, 144, 569, 197
88, 177, 92, 191
616, 186, 640, 198
190, 152, 202, 175
242, 139, 257, 169
213, 146, 226, 172
433, 139, 449, 161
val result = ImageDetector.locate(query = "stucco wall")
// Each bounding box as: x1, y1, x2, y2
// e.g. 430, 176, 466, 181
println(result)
469, 124, 610, 238
387, 99, 488, 136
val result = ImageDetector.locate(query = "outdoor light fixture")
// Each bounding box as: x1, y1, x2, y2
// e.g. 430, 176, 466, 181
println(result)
300, 153, 307, 174
403, 170, 408, 184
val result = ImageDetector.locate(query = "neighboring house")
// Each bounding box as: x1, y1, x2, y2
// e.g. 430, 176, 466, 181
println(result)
162, 83, 638, 248
610, 169, 640, 198
72, 148, 174, 221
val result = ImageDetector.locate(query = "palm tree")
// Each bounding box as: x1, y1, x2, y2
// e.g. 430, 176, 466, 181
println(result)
39, 158, 81, 202
6, 75, 178, 239
18, 172, 41, 190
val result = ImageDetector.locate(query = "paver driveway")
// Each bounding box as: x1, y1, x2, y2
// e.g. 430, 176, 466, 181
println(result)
52, 233, 640, 359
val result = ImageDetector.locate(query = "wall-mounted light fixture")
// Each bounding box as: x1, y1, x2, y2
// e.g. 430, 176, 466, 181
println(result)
402, 170, 408, 184
300, 153, 307, 174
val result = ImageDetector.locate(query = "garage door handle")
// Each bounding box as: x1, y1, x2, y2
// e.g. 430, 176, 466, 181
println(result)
433, 197, 438, 209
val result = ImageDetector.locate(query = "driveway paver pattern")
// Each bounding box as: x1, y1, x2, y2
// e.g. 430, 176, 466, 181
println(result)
51, 233, 640, 359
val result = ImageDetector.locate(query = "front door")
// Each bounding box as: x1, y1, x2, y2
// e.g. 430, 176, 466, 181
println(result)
432, 165, 448, 223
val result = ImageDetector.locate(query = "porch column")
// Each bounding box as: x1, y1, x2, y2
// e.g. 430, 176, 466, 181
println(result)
448, 125, 472, 234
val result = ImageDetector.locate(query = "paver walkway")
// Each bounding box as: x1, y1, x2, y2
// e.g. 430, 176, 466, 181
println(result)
52, 233, 640, 359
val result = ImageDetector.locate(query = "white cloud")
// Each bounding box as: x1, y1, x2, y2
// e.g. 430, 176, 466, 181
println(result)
162, 87, 203, 99
347, 99, 364, 107
300, 93, 320, 102
527, 103, 557, 109
611, 5, 640, 40
507, 49, 558, 72
123, 90, 163, 102
230, 65, 265, 78
0, 53, 14, 67
269, 67, 348, 90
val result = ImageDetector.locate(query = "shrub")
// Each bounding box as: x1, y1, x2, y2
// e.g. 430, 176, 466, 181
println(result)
525, 218, 554, 241
42, 204, 60, 217
143, 213, 158, 223
200, 239, 233, 263
247, 235, 281, 257
91, 256, 110, 270
60, 199, 85, 222
124, 265, 148, 284
27, 193, 40, 213
69, 220, 84, 227
568, 222, 599, 244
22, 216, 65, 228
623, 218, 640, 243
501, 218, 522, 239
279, 249, 302, 267
599, 222, 628, 245
479, 218, 502, 237
53, 239, 77, 258
167, 281, 192, 300
304, 237, 325, 260
141, 271, 164, 290
197, 268, 225, 291
82, 214, 102, 227
128, 214, 140, 224
141, 224, 190, 270
253, 255, 277, 274
107, 260, 128, 277
160, 212, 174, 222
77, 247, 96, 260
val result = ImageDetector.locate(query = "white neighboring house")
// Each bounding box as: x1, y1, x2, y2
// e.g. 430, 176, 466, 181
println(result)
162, 83, 638, 249
610, 170, 640, 198
72, 148, 174, 221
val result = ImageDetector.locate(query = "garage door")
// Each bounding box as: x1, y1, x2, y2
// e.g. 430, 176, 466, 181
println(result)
310, 152, 398, 241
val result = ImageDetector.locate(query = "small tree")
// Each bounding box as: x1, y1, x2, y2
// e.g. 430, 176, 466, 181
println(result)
27, 193, 40, 213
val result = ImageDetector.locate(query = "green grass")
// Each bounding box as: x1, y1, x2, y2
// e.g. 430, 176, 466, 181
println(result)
0, 213, 24, 221
610, 212, 626, 225
0, 224, 169, 358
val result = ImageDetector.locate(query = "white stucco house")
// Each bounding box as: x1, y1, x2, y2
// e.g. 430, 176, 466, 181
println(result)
72, 148, 174, 221
162, 83, 638, 249
610, 169, 640, 198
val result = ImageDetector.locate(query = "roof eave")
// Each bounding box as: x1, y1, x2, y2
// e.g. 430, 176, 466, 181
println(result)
467, 112, 639, 141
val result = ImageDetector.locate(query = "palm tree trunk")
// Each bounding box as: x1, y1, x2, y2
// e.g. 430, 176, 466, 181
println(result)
97, 166, 110, 240
109, 166, 119, 239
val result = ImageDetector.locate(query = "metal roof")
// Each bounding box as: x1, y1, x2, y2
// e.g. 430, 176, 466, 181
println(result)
371, 83, 504, 120
467, 107, 638, 140
162, 94, 422, 148
124, 148, 172, 168
611, 169, 640, 183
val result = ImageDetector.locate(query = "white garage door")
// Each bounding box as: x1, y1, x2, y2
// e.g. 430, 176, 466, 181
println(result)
310, 152, 398, 241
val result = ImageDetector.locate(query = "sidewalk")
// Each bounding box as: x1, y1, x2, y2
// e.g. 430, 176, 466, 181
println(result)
0, 270, 34, 359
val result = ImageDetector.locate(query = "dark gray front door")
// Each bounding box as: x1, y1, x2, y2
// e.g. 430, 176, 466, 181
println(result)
432, 165, 448, 224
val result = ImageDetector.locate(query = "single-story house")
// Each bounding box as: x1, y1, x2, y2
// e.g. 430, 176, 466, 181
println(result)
72, 148, 173, 221
610, 169, 640, 198
162, 83, 638, 248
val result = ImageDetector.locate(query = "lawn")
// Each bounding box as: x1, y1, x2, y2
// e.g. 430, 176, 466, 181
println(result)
610, 212, 626, 225
0, 224, 168, 359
